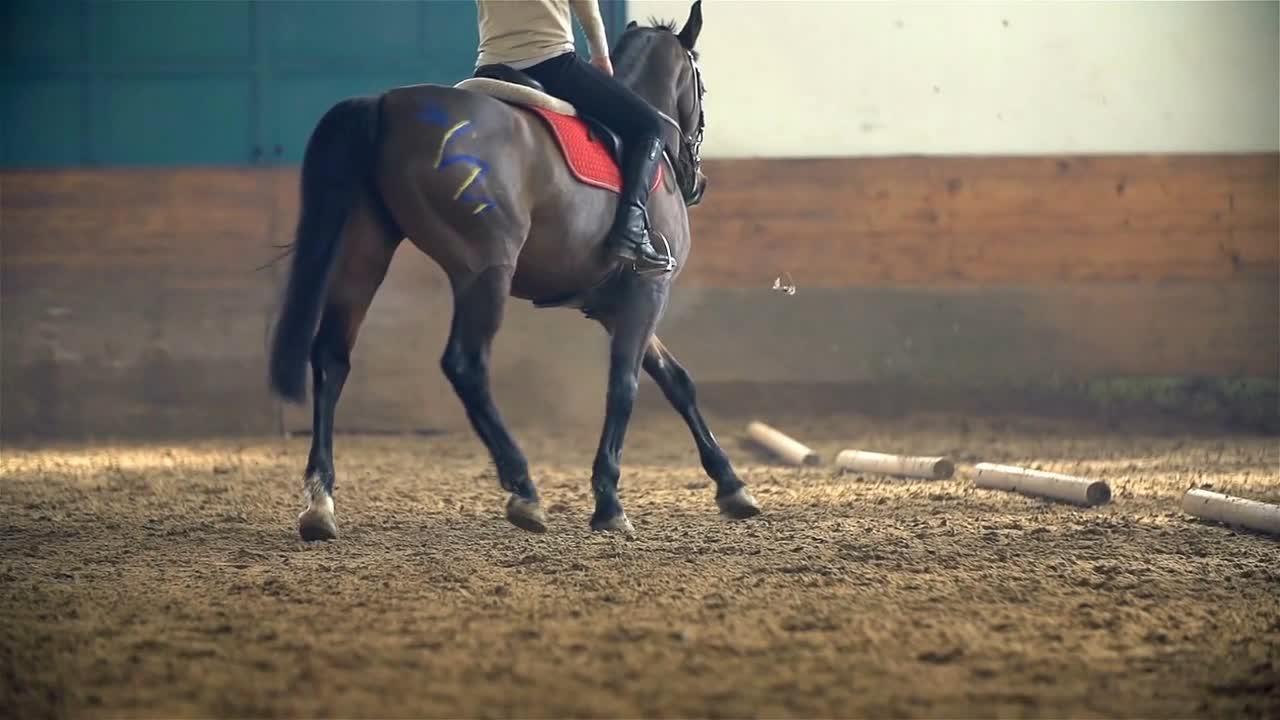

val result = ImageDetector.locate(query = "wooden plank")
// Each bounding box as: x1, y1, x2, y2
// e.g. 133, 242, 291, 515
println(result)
0, 279, 279, 439
686, 154, 1279, 287
692, 183, 1277, 235
1, 169, 282, 440
650, 281, 1278, 384
3, 169, 280, 283
682, 220, 1278, 287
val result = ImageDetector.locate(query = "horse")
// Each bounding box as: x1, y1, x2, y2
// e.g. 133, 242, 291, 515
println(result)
267, 0, 761, 541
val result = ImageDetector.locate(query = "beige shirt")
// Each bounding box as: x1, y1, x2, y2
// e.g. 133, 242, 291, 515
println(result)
475, 0, 609, 69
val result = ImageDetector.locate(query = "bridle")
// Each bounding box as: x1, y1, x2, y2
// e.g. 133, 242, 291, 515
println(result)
653, 49, 706, 207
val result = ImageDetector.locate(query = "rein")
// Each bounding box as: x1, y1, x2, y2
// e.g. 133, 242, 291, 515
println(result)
651, 49, 706, 206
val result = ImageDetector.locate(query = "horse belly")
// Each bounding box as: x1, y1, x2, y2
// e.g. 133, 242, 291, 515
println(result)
510, 187, 617, 303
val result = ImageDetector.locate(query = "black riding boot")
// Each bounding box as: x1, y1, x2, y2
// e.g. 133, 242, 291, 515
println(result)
609, 136, 674, 274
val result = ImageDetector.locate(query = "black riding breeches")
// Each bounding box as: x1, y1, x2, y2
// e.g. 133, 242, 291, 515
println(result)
520, 52, 665, 145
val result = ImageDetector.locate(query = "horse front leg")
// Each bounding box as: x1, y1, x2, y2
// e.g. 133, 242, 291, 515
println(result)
588, 281, 665, 534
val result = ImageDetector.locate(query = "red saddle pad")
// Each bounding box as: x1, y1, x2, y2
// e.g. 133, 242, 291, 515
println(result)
525, 105, 662, 194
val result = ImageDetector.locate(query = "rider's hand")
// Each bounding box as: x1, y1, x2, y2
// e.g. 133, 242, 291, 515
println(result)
591, 55, 614, 76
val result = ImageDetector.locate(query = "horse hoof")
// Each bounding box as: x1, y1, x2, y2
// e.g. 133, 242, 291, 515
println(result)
590, 512, 635, 535
298, 508, 338, 541
505, 495, 548, 534
717, 487, 762, 520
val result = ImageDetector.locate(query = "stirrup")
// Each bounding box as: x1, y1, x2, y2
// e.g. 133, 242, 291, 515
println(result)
627, 230, 676, 276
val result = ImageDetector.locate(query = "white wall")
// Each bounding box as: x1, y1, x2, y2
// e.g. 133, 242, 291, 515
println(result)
626, 0, 1280, 157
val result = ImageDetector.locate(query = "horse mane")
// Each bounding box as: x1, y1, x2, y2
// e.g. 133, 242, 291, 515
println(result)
647, 17, 679, 32
636, 16, 700, 60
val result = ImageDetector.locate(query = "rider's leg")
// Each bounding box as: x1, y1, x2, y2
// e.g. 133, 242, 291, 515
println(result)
522, 53, 674, 273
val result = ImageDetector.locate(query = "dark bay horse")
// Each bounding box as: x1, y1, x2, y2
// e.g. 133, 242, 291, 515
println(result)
267, 1, 761, 541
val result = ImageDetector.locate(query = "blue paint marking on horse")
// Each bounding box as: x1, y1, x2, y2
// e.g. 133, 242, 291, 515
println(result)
416, 99, 495, 215
414, 101, 451, 128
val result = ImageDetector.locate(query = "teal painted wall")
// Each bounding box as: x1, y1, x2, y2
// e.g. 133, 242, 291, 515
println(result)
2, 0, 628, 168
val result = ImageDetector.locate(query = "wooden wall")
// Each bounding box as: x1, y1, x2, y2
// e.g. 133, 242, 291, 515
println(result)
683, 155, 1278, 287
2, 154, 1276, 440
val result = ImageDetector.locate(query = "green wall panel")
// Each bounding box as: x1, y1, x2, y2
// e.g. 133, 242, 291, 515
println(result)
270, 1, 422, 62
1, 0, 627, 168
264, 0, 479, 164
3, 0, 85, 64
95, 1, 252, 62
272, 71, 425, 163
91, 75, 254, 165
422, 0, 480, 72
2, 77, 84, 167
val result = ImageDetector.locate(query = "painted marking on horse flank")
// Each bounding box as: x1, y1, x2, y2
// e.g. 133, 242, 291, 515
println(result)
434, 120, 470, 168
416, 103, 494, 215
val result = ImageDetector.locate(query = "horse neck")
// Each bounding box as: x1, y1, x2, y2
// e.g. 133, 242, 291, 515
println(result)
617, 56, 682, 127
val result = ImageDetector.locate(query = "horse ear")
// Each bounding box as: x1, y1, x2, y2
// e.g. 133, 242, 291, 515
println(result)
626, 19, 638, 30
677, 0, 702, 49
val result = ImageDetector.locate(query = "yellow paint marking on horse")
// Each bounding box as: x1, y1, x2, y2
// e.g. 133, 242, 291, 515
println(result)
453, 166, 483, 200
434, 120, 471, 169
434, 119, 493, 215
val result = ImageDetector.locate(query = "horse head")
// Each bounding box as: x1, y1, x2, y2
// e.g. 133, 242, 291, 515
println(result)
614, 1, 707, 207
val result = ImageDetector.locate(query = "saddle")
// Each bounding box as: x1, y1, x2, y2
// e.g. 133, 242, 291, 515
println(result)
466, 64, 625, 169
473, 63, 546, 92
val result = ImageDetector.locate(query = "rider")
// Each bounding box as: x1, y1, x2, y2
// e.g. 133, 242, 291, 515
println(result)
473, 0, 675, 274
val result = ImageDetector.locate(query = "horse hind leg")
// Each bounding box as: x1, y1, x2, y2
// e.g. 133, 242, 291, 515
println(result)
642, 336, 761, 520
298, 191, 401, 541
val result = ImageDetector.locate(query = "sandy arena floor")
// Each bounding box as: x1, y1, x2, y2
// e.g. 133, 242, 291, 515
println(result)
2, 412, 1277, 719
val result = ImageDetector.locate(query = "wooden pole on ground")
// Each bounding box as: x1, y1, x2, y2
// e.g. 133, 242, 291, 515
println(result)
1181, 488, 1280, 535
973, 463, 1111, 507
834, 450, 955, 480
745, 421, 821, 466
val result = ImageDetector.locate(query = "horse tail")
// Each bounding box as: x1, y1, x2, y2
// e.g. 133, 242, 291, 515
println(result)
268, 94, 385, 403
